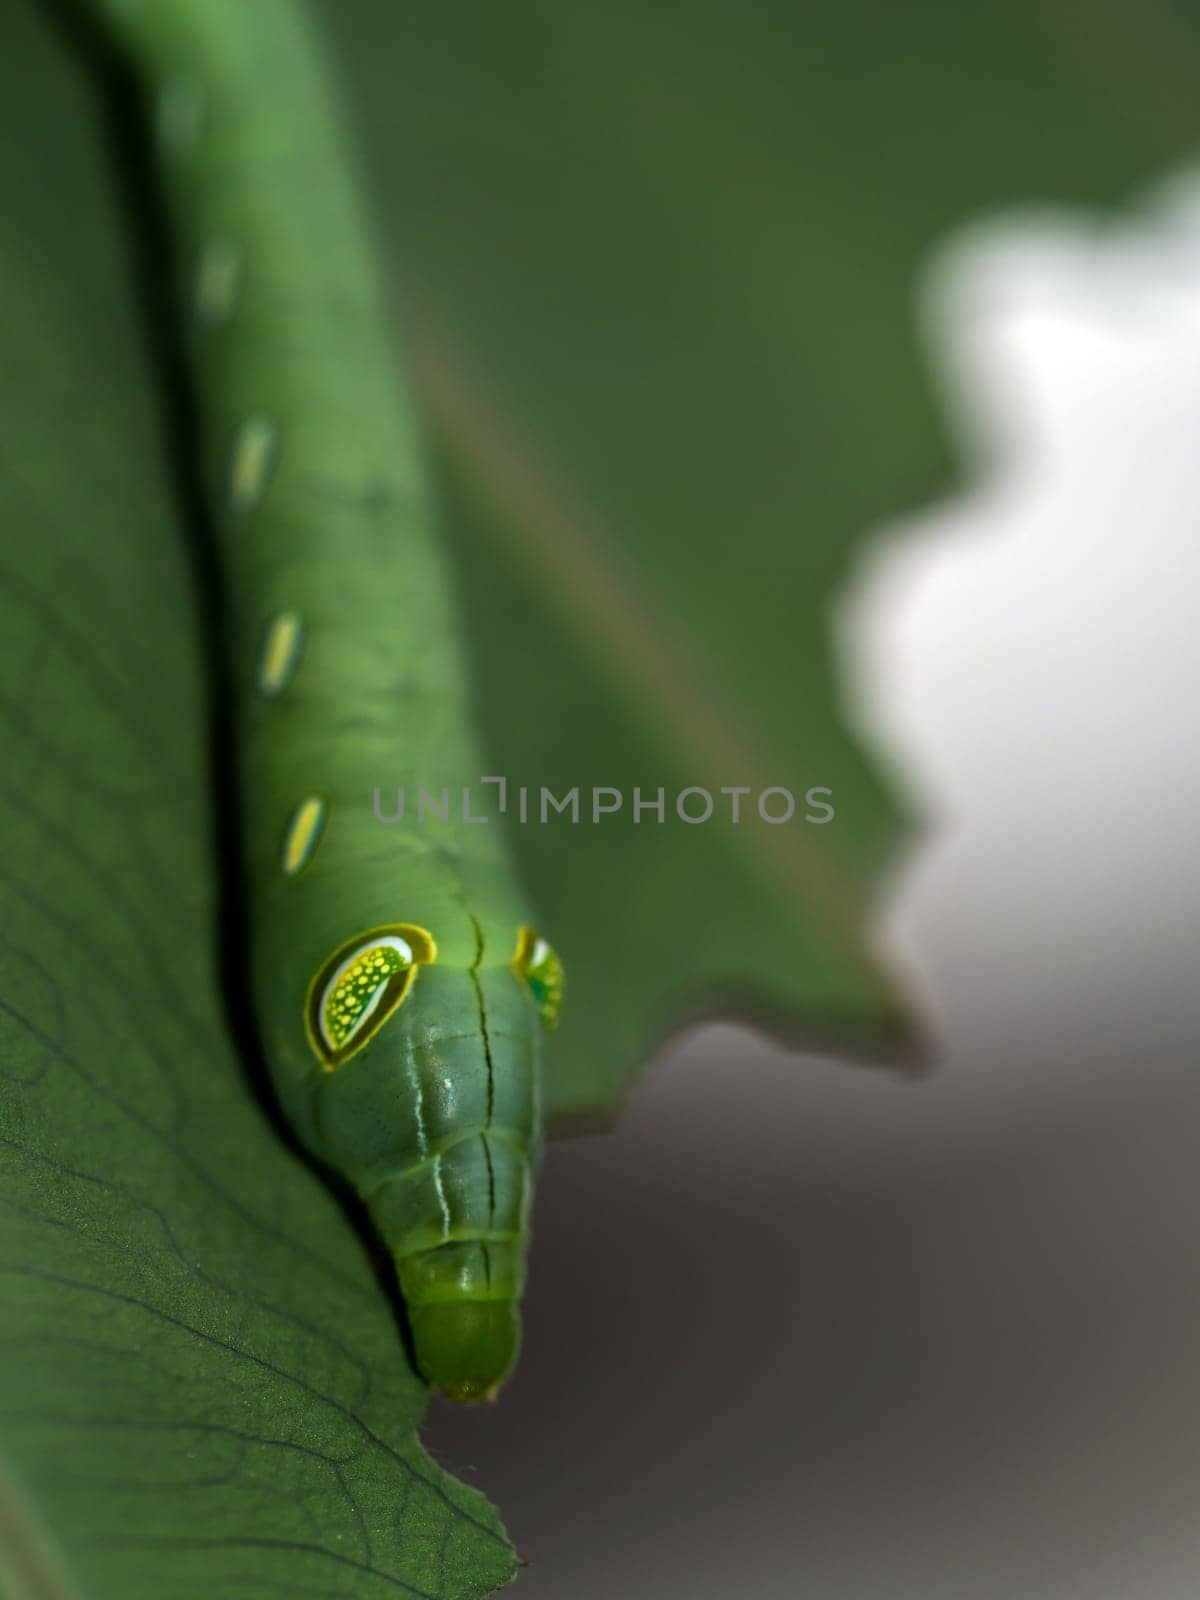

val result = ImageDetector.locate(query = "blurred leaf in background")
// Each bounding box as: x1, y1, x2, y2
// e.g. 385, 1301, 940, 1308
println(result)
2, 0, 1200, 1595
323, 0, 1200, 1120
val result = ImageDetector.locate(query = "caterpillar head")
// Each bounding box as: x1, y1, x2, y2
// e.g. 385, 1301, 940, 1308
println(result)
303, 921, 562, 1401
303, 922, 563, 1070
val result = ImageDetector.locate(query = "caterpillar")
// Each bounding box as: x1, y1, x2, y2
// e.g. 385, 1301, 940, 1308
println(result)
85, 0, 562, 1401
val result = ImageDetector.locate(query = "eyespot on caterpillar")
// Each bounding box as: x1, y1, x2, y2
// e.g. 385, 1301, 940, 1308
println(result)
304, 924, 437, 1070
513, 926, 564, 1029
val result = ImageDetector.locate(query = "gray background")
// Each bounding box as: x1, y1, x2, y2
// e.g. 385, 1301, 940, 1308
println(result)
425, 200, 1200, 1597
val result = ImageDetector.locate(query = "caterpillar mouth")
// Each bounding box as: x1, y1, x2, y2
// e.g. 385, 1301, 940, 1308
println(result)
410, 1299, 521, 1404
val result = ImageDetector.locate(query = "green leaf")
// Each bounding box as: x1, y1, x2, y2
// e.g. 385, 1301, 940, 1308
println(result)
322, 0, 1200, 1120
0, 5, 514, 1596
7, 0, 1200, 1594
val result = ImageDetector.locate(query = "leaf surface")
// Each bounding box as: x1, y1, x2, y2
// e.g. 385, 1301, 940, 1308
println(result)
0, 6, 515, 1595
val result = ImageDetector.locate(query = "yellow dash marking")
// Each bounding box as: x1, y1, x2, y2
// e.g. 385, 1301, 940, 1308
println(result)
257, 612, 304, 697
195, 238, 243, 328
229, 416, 278, 514
282, 797, 326, 875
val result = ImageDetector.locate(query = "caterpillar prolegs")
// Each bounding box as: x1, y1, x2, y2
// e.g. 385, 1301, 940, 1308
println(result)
88, 0, 563, 1400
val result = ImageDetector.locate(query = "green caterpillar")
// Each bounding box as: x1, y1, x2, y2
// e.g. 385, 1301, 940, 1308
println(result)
88, 0, 562, 1401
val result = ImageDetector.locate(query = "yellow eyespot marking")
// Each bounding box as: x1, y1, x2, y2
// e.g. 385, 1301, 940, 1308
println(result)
305, 924, 437, 1069
322, 943, 408, 1049
229, 415, 278, 514
257, 611, 304, 697
513, 926, 564, 1029
195, 237, 244, 329
281, 796, 326, 875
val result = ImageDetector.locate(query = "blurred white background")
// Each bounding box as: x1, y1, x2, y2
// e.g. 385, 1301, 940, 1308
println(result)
850, 178, 1200, 1125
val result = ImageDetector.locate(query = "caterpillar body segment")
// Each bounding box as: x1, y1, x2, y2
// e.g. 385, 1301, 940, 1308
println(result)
88, 0, 561, 1400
